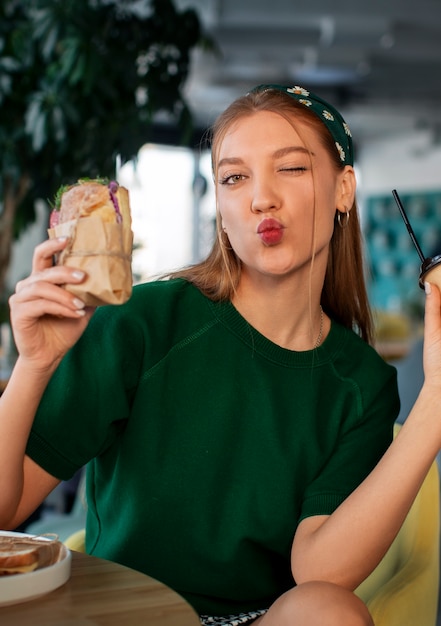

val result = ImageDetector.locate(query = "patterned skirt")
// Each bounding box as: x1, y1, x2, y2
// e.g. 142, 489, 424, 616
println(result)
200, 609, 267, 625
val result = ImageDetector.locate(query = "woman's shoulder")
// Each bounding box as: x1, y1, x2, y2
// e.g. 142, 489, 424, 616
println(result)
328, 321, 400, 424
130, 278, 209, 315
95, 278, 202, 317
132, 277, 201, 301
91, 278, 212, 340
328, 320, 397, 382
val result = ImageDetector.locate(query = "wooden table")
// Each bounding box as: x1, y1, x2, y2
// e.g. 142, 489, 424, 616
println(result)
0, 550, 201, 625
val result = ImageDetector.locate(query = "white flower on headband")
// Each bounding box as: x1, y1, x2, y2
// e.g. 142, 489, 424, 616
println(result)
288, 86, 309, 96
335, 142, 346, 162
343, 122, 352, 137
323, 110, 334, 121
299, 99, 312, 107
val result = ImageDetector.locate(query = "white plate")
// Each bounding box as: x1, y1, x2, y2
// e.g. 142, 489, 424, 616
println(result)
0, 530, 71, 607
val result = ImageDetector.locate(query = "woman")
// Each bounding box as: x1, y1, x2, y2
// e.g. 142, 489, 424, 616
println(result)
1, 85, 441, 626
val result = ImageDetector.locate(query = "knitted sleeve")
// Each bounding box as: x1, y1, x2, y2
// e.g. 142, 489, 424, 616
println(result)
298, 353, 400, 521
25, 293, 148, 479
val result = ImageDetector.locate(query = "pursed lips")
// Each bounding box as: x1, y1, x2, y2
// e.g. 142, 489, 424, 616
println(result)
257, 218, 285, 245
257, 218, 284, 234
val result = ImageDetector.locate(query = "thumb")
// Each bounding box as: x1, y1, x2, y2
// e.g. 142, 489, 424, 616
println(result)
423, 281, 441, 378
424, 281, 441, 331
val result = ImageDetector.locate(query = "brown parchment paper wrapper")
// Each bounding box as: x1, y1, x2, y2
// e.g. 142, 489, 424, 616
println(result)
48, 214, 133, 307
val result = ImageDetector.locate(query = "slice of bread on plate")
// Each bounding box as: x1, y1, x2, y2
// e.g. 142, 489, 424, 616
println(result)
0, 536, 63, 575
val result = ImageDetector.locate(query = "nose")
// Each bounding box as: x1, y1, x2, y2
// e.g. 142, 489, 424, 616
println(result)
250, 178, 280, 214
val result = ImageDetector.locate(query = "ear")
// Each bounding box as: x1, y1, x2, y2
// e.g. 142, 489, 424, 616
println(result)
336, 166, 356, 213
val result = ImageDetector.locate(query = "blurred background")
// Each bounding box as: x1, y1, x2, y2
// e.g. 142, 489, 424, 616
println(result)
2, 0, 441, 371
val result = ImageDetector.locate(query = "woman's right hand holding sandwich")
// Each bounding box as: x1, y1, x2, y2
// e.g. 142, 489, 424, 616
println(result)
9, 236, 94, 372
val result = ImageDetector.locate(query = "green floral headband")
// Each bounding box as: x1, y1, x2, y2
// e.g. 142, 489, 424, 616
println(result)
250, 84, 354, 166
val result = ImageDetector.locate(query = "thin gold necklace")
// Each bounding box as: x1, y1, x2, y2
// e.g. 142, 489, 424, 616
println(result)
314, 306, 324, 348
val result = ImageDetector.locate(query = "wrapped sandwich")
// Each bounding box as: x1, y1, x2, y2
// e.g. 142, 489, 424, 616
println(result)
0, 535, 63, 576
48, 178, 133, 306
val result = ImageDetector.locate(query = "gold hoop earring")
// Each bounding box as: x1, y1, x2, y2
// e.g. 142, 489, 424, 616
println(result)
337, 210, 350, 229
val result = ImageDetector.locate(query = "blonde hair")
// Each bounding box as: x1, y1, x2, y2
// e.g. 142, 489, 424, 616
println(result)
169, 89, 373, 344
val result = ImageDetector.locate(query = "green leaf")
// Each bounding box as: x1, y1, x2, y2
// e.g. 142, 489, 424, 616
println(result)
51, 105, 65, 142
24, 98, 42, 135
59, 37, 81, 78
31, 110, 46, 151
69, 53, 87, 86
0, 56, 21, 71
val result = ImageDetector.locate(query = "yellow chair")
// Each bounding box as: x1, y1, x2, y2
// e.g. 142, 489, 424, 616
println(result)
356, 425, 440, 626
64, 527, 86, 552
64, 427, 440, 625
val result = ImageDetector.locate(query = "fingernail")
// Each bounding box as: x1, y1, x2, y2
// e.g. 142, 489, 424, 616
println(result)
73, 298, 85, 309
72, 270, 85, 280
425, 281, 432, 295
57, 236, 68, 242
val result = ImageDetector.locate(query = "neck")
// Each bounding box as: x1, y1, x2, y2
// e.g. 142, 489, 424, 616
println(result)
231, 274, 327, 351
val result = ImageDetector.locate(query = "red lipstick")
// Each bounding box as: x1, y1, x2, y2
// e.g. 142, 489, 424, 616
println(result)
257, 218, 284, 245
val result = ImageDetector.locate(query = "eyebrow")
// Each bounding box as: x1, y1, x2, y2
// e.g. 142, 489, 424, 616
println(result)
217, 146, 313, 169
273, 146, 313, 159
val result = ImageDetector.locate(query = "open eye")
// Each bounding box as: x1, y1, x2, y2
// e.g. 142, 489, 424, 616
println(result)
218, 173, 246, 185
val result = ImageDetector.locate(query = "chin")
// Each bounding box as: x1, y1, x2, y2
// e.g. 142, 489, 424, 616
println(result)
259, 265, 297, 278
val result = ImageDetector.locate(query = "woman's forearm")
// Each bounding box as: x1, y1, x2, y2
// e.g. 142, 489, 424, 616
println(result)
0, 357, 57, 527
292, 384, 441, 589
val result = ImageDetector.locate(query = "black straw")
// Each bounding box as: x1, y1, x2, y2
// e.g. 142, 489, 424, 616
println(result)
392, 189, 425, 263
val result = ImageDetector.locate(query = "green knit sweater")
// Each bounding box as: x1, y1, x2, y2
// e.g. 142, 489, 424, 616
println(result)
26, 278, 399, 616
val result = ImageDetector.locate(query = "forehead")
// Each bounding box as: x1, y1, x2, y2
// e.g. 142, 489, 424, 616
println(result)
217, 110, 318, 159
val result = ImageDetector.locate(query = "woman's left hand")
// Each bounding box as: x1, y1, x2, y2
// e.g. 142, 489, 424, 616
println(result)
422, 281, 441, 392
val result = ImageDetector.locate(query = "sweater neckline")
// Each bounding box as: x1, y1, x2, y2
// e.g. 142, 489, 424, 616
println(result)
207, 298, 349, 367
